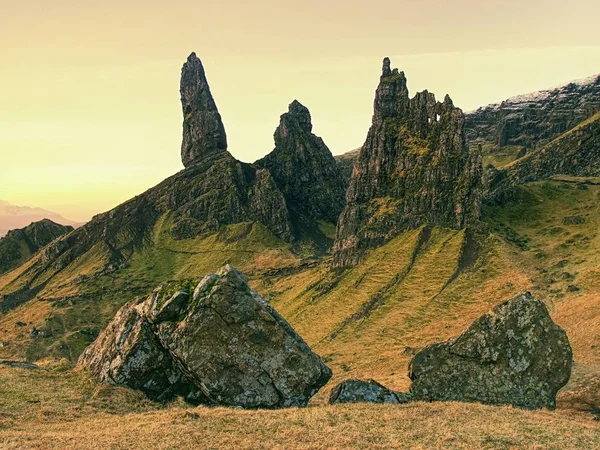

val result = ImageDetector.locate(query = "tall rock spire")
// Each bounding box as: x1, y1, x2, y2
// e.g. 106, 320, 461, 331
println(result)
256, 100, 347, 229
332, 58, 483, 267
180, 52, 227, 167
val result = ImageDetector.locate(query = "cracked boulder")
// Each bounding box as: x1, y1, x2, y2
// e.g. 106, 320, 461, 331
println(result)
79, 265, 332, 408
329, 379, 412, 405
408, 292, 572, 410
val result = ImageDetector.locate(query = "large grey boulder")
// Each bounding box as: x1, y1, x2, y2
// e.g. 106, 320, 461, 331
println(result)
329, 379, 411, 405
79, 265, 332, 409
408, 292, 573, 410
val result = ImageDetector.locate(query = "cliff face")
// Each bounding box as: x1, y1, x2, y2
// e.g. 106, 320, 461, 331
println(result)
180, 53, 228, 167
487, 112, 600, 202
466, 74, 600, 161
256, 101, 347, 231
0, 219, 73, 275
333, 58, 482, 267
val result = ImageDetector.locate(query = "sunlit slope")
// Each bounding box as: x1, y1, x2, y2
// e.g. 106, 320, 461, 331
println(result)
255, 177, 600, 398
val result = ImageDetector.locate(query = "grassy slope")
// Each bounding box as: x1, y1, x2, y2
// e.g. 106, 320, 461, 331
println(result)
1, 178, 600, 447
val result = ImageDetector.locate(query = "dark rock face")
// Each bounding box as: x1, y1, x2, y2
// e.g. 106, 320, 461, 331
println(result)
487, 113, 600, 202
408, 292, 573, 410
256, 100, 347, 228
333, 58, 483, 267
80, 265, 332, 408
329, 379, 411, 405
0, 219, 73, 275
180, 52, 228, 167
466, 74, 600, 157
334, 148, 361, 184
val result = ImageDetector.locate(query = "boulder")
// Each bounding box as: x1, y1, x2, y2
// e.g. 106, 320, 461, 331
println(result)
408, 292, 573, 410
79, 265, 332, 409
329, 379, 411, 405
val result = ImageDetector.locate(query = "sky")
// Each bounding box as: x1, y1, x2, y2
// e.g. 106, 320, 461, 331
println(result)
1, 0, 600, 222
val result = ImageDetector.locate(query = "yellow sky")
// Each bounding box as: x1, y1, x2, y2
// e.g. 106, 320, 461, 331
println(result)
1, 1, 600, 221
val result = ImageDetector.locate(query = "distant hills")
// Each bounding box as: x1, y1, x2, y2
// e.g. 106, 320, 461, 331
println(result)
0, 200, 83, 237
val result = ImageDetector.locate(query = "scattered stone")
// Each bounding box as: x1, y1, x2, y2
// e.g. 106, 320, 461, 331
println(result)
567, 284, 580, 292
409, 292, 572, 410
329, 379, 411, 405
402, 346, 416, 356
0, 341, 9, 347
563, 215, 586, 225
0, 359, 40, 370
80, 265, 332, 409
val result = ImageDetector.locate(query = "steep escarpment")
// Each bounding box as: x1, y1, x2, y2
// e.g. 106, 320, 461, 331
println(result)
256, 101, 347, 246
0, 220, 73, 275
333, 58, 482, 267
487, 112, 600, 202
466, 74, 600, 166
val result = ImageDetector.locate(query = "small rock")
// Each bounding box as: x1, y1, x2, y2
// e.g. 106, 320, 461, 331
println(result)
329, 379, 412, 405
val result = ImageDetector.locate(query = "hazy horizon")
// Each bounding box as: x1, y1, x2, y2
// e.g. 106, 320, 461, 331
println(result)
2, 0, 600, 222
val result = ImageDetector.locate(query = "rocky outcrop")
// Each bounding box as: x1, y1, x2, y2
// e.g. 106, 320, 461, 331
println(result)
487, 113, 600, 202
408, 292, 573, 410
79, 265, 332, 408
466, 74, 600, 158
333, 58, 483, 267
256, 101, 347, 235
329, 379, 411, 405
180, 52, 228, 168
0, 219, 73, 275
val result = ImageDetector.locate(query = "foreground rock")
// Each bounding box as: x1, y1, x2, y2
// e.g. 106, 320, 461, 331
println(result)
408, 292, 572, 410
80, 265, 332, 408
333, 57, 482, 267
329, 379, 411, 405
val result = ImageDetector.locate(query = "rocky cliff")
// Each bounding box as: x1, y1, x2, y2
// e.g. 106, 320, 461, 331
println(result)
0, 219, 73, 275
180, 53, 228, 167
334, 148, 360, 183
333, 58, 483, 267
256, 101, 347, 244
466, 74, 600, 165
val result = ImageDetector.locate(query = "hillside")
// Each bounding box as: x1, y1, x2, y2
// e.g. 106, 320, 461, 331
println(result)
1, 56, 600, 447
487, 112, 600, 201
466, 74, 600, 168
0, 219, 73, 277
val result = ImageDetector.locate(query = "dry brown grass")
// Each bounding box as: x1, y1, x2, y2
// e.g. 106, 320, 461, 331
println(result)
1, 361, 599, 450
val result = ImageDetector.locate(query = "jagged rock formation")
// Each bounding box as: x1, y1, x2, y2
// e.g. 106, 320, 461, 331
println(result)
334, 148, 360, 183
408, 292, 573, 410
487, 112, 600, 202
333, 58, 483, 267
466, 74, 600, 161
256, 101, 347, 240
0, 54, 294, 312
180, 52, 228, 168
0, 219, 73, 275
329, 379, 411, 404
80, 265, 332, 408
